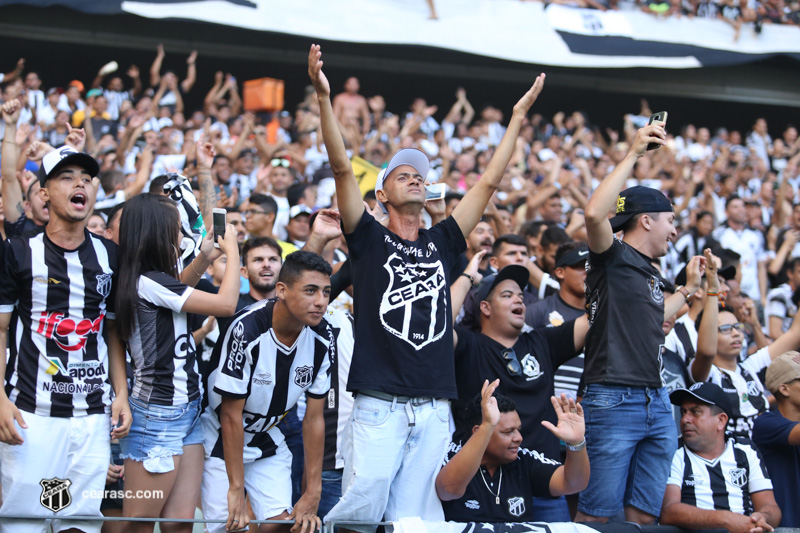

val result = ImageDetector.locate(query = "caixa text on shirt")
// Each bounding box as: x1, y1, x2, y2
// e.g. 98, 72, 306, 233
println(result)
383, 235, 439, 258
36, 311, 105, 352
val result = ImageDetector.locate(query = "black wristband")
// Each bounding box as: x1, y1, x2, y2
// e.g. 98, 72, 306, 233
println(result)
460, 273, 475, 287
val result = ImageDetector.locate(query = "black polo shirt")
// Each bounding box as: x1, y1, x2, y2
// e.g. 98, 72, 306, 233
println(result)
441, 441, 561, 522
453, 322, 577, 459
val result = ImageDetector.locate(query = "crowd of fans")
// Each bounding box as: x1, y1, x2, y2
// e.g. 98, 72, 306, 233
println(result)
0, 42, 799, 533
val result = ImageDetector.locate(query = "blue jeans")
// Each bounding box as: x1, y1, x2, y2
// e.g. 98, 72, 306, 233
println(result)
277, 406, 304, 505
318, 469, 343, 529
577, 384, 677, 518
530, 495, 570, 522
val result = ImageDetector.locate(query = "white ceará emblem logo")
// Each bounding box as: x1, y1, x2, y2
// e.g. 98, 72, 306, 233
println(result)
379, 253, 447, 350
507, 496, 525, 517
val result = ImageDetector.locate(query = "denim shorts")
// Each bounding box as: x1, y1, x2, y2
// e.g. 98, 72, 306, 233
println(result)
119, 396, 203, 473
577, 384, 677, 518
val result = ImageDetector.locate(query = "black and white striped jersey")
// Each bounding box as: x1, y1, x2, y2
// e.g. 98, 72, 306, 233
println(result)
201, 299, 334, 463
0, 230, 117, 417
127, 271, 200, 406
692, 347, 770, 438
321, 307, 355, 471
668, 438, 772, 515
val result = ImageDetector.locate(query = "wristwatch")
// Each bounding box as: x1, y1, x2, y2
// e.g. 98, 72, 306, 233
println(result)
566, 438, 586, 452
675, 285, 692, 304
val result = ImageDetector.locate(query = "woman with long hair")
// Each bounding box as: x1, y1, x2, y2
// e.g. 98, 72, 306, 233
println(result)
116, 192, 240, 532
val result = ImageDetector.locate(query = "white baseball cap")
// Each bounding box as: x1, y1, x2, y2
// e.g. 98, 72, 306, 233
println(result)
374, 148, 430, 214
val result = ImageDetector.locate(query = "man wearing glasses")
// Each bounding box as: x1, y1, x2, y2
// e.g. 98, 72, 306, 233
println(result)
241, 193, 298, 258
451, 264, 589, 520
693, 256, 800, 439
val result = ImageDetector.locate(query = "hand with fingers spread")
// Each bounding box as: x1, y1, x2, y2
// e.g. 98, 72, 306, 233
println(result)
541, 394, 585, 447
307, 44, 331, 98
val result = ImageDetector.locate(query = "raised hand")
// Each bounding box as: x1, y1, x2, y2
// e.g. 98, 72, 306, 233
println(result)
632, 124, 666, 156
196, 141, 215, 170
513, 74, 546, 117
684, 254, 707, 293
311, 208, 343, 242
127, 64, 140, 79
65, 123, 86, 152
2, 99, 21, 124
480, 379, 501, 428
187, 50, 198, 65
307, 44, 331, 98
703, 248, 720, 293
541, 394, 585, 447
27, 141, 54, 162
464, 250, 487, 287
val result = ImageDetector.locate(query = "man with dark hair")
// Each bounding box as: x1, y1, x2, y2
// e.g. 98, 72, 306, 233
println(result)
0, 143, 131, 532
458, 233, 536, 332
661, 383, 781, 531
436, 381, 589, 523
240, 237, 283, 306
766, 257, 800, 339
526, 241, 588, 400
226, 207, 247, 245
452, 264, 589, 521
465, 219, 495, 277
310, 44, 546, 530
200, 250, 334, 533
243, 193, 298, 257
580, 123, 706, 525
753, 351, 800, 527
711, 195, 767, 304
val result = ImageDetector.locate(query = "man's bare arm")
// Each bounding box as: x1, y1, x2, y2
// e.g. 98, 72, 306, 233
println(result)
1, 100, 25, 223
452, 74, 545, 238
583, 125, 665, 254
308, 45, 364, 233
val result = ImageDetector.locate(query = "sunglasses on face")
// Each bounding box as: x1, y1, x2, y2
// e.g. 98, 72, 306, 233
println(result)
270, 158, 291, 168
718, 322, 746, 334
502, 349, 522, 377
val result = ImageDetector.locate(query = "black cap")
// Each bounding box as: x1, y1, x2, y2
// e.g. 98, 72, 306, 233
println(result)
476, 265, 529, 303
609, 186, 673, 232
669, 382, 733, 418
37, 146, 99, 186
555, 243, 589, 268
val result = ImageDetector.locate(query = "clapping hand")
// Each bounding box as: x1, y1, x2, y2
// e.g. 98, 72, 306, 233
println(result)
541, 394, 585, 447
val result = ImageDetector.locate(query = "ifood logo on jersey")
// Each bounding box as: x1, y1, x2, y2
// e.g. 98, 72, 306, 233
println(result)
36, 312, 104, 352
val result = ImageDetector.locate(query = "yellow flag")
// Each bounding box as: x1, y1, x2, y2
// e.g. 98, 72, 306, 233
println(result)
351, 156, 380, 198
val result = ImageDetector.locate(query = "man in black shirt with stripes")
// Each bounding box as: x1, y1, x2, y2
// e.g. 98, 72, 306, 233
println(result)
661, 383, 781, 532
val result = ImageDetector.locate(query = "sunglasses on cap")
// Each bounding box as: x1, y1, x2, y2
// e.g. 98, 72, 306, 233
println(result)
270, 158, 291, 168
718, 322, 746, 334
502, 348, 522, 377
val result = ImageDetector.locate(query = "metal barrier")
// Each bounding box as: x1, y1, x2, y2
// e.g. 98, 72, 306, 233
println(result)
0, 515, 391, 532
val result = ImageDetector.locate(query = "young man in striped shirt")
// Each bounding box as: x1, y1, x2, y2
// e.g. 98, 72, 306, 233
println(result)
0, 144, 131, 533
661, 383, 781, 532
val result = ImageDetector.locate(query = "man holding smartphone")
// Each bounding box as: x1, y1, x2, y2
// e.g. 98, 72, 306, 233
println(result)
579, 122, 706, 525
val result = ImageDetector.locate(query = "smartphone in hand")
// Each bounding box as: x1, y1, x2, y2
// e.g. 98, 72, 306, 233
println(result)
425, 183, 446, 201
212, 208, 226, 248
647, 111, 668, 151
